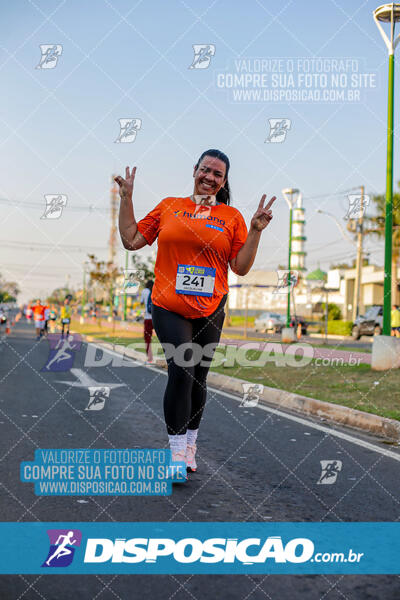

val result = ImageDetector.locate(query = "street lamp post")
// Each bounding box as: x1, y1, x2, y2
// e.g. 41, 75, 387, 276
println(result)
282, 188, 299, 328
372, 3, 400, 369
373, 3, 400, 334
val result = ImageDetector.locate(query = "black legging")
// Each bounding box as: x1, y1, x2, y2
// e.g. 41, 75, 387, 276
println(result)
152, 295, 227, 435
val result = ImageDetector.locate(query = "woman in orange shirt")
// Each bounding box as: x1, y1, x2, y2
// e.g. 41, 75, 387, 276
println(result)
116, 149, 275, 479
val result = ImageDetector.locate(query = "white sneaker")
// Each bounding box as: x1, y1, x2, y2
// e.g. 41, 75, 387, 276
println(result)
168, 449, 187, 482
186, 444, 197, 472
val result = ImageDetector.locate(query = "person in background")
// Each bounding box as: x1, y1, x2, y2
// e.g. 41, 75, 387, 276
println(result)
25, 304, 33, 323
43, 304, 50, 337
140, 280, 154, 363
60, 298, 72, 338
391, 304, 400, 337
32, 299, 45, 340
91, 304, 97, 322
49, 305, 58, 333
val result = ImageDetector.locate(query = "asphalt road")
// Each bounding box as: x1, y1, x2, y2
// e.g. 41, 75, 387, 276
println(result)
0, 320, 399, 599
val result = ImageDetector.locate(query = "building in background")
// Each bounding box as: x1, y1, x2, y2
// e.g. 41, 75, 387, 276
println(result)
228, 265, 396, 321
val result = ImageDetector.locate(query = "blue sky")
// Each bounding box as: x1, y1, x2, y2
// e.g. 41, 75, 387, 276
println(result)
0, 0, 397, 301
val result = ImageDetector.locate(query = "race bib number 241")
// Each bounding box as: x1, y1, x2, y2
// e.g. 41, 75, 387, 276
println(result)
175, 264, 216, 297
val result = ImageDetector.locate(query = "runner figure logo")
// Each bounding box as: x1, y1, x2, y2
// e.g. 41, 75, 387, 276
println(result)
36, 44, 63, 69
273, 270, 299, 295
123, 269, 145, 293
344, 194, 370, 220
41, 333, 82, 372
189, 44, 216, 69
42, 529, 82, 567
86, 386, 110, 411
265, 119, 291, 143
115, 118, 142, 143
240, 383, 264, 407
41, 194, 67, 219
317, 460, 343, 485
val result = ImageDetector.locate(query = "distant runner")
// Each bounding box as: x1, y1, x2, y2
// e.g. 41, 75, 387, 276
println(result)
32, 299, 46, 340
140, 280, 154, 363
43, 304, 50, 337
391, 304, 400, 337
60, 299, 71, 338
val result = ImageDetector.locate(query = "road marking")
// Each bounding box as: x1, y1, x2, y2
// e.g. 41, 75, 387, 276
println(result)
211, 387, 400, 463
89, 342, 400, 462
56, 368, 126, 390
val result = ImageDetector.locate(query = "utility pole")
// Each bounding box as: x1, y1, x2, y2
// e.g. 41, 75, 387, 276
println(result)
123, 250, 128, 321
109, 175, 118, 267
352, 185, 365, 322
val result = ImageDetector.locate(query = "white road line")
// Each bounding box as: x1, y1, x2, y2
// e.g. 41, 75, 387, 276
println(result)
89, 342, 400, 462
210, 387, 400, 463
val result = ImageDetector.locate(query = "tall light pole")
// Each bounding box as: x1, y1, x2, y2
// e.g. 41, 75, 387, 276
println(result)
317, 201, 366, 321
282, 188, 300, 328
373, 3, 400, 335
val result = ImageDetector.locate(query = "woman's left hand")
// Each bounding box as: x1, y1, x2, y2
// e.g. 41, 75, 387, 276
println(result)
250, 195, 276, 232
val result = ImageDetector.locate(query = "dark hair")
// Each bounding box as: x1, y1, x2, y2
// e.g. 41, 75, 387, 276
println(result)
194, 149, 231, 205
145, 280, 154, 290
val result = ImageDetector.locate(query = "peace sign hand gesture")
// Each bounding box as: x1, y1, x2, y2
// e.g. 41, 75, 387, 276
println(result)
250, 195, 276, 232
114, 166, 136, 201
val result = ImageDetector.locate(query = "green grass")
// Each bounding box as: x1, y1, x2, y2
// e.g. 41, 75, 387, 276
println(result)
73, 321, 398, 421
211, 357, 400, 421
313, 343, 372, 353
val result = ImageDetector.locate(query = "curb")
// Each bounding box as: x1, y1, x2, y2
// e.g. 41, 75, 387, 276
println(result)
89, 338, 400, 442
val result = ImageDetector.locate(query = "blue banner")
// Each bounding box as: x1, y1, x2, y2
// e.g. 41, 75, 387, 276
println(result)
20, 449, 177, 496
0, 522, 398, 574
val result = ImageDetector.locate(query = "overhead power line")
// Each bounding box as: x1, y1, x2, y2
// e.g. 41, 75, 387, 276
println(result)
0, 198, 109, 213
0, 240, 109, 253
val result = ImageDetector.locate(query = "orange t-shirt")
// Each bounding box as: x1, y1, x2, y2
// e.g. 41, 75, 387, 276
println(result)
33, 305, 45, 321
137, 196, 248, 318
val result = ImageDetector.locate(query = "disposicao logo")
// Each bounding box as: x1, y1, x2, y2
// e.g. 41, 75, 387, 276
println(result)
83, 536, 314, 564
42, 529, 82, 567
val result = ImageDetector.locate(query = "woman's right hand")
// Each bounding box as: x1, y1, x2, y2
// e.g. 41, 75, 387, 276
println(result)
114, 166, 136, 201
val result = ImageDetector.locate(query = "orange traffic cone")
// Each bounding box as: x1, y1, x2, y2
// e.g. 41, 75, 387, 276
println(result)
5, 326, 10, 335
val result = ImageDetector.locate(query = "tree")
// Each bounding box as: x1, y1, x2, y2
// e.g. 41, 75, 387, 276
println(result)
364, 183, 400, 303
329, 257, 369, 270
47, 287, 71, 305
321, 302, 342, 320
0, 274, 20, 302
131, 254, 155, 281
87, 255, 123, 308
